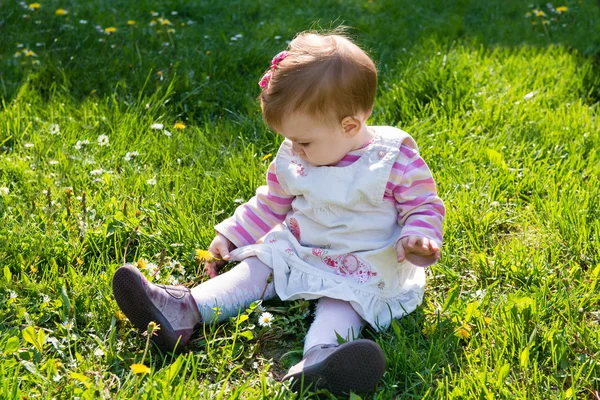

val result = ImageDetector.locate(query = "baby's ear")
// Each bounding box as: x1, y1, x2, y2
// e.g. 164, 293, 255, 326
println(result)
341, 116, 361, 137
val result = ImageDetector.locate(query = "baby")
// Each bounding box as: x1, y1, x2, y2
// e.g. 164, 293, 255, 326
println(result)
113, 30, 445, 396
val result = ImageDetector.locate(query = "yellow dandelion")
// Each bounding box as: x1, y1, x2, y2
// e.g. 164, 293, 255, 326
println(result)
422, 324, 436, 335
55, 8, 67, 16
25, 50, 37, 57
195, 249, 216, 262
160, 18, 172, 26
128, 20, 136, 26
76, 257, 84, 266
30, 265, 38, 274
556, 6, 568, 13
28, 3, 41, 10
534, 10, 546, 17
130, 364, 151, 375
261, 153, 272, 161
484, 317, 492, 325
542, 20, 550, 25
136, 258, 148, 270
173, 122, 186, 130
142, 321, 161, 337
454, 323, 471, 339
104, 26, 117, 34
115, 311, 127, 324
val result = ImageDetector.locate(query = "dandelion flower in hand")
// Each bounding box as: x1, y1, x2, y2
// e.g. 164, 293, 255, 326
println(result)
195, 249, 217, 262
258, 312, 274, 327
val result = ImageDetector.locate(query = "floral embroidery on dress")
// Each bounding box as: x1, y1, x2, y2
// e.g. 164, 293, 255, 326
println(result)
290, 160, 307, 177
284, 248, 295, 257
315, 249, 377, 283
377, 280, 386, 290
288, 217, 301, 242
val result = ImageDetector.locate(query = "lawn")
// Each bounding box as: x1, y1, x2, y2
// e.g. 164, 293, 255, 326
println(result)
1, 0, 599, 398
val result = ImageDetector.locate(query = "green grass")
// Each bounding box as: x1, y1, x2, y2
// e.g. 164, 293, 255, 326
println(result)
1, 0, 599, 398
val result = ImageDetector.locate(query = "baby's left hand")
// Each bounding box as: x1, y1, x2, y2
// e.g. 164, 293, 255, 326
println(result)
395, 235, 441, 264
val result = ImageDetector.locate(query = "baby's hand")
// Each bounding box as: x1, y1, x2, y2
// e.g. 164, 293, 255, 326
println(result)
395, 235, 441, 265
205, 233, 236, 278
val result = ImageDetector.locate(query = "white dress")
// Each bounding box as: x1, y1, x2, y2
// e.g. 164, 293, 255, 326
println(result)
230, 127, 426, 329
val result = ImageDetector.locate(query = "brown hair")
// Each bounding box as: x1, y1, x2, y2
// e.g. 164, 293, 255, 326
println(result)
259, 31, 377, 131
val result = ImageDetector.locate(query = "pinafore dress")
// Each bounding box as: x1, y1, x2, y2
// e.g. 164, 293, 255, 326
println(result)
230, 126, 426, 329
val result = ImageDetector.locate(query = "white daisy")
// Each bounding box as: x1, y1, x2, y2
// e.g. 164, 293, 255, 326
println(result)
48, 123, 60, 135
147, 178, 156, 186
24, 143, 34, 148
48, 160, 59, 165
256, 304, 266, 313
151, 123, 164, 130
143, 263, 159, 275
163, 129, 172, 137
0, 186, 9, 196
97, 134, 109, 146
124, 151, 139, 161
258, 312, 274, 327
90, 169, 104, 176
9, 290, 17, 300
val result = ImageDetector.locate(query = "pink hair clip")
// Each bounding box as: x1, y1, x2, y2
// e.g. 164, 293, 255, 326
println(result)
258, 50, 289, 88
258, 71, 272, 88
271, 51, 288, 69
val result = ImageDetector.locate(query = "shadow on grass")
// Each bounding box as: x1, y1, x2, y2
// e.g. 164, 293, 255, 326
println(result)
1, 0, 599, 115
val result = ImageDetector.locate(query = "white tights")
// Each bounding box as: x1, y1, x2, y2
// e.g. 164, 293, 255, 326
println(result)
190, 257, 365, 355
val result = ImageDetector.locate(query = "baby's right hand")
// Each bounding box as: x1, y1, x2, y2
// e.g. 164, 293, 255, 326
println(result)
205, 233, 236, 278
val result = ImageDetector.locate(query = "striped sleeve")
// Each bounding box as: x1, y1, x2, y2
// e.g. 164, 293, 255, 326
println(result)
215, 159, 294, 248
386, 144, 446, 266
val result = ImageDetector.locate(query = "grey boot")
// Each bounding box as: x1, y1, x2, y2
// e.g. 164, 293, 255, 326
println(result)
112, 264, 202, 353
283, 339, 386, 396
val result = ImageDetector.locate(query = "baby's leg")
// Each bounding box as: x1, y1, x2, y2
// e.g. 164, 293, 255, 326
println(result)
303, 297, 365, 353
112, 257, 274, 353
283, 298, 385, 396
191, 256, 275, 323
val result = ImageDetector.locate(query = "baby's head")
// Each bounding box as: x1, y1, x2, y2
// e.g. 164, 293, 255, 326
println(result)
259, 31, 378, 166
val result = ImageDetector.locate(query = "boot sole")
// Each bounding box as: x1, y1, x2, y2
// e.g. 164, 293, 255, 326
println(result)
112, 265, 184, 353
286, 339, 386, 396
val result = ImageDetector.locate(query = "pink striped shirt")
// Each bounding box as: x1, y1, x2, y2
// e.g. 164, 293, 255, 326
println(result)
216, 142, 445, 265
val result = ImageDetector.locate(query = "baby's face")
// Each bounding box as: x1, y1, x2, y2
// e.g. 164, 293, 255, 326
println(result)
278, 112, 358, 166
